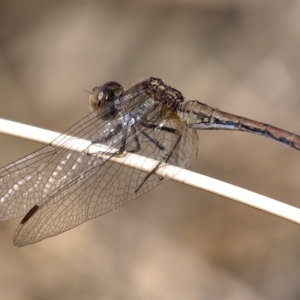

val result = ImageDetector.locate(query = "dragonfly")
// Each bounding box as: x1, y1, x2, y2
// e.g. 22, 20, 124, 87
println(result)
0, 77, 299, 247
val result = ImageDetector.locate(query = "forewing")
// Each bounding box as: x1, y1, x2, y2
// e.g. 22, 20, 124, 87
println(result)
0, 81, 198, 246
0, 104, 125, 221
13, 103, 198, 246
0, 84, 150, 223
0, 145, 57, 220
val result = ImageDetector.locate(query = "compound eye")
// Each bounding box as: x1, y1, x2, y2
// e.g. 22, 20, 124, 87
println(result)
88, 86, 108, 111
88, 81, 124, 112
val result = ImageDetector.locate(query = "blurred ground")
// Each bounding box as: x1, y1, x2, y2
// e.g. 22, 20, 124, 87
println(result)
0, 0, 300, 299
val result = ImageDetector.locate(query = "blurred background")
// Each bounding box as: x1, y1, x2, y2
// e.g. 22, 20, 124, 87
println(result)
1, 0, 300, 299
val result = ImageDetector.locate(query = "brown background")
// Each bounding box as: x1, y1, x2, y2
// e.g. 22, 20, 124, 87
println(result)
1, 0, 300, 299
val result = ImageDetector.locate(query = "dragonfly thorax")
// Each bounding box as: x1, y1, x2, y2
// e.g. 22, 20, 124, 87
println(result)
143, 77, 184, 110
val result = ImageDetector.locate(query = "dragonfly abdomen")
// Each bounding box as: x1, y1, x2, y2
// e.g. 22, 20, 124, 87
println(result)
178, 100, 300, 151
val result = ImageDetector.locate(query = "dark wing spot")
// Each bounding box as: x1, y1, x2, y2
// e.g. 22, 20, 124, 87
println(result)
20, 205, 39, 224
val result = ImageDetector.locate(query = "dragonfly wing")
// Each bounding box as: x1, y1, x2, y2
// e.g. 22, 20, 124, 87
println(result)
13, 114, 198, 246
0, 84, 153, 223
12, 158, 154, 246
0, 107, 117, 221
1, 83, 198, 246
0, 145, 57, 221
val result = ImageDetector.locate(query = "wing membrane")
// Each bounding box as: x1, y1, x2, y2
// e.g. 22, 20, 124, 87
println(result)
0, 82, 198, 246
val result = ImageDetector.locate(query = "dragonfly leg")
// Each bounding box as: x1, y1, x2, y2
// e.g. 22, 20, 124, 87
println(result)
141, 122, 182, 159
141, 131, 166, 151
87, 123, 141, 156
135, 124, 182, 192
125, 125, 141, 153
115, 123, 144, 154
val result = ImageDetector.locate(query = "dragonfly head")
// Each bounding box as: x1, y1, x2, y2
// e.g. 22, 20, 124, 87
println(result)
89, 81, 124, 118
